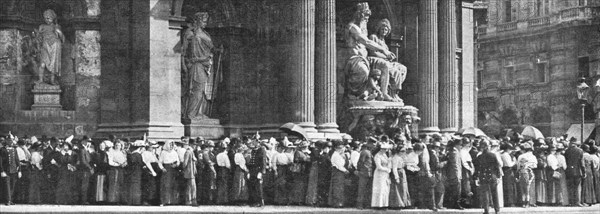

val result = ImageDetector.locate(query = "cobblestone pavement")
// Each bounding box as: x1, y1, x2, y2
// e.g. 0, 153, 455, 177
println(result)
1, 204, 599, 214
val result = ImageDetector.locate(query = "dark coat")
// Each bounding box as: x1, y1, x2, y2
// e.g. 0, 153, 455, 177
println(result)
564, 146, 584, 178
445, 147, 462, 181
473, 151, 502, 184
356, 149, 373, 177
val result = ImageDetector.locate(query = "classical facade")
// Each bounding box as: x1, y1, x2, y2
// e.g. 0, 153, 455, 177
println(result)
0, 0, 476, 140
476, 0, 600, 139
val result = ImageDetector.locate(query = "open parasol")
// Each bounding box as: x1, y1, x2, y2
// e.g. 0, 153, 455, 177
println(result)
521, 125, 544, 139
279, 123, 308, 140
457, 127, 487, 137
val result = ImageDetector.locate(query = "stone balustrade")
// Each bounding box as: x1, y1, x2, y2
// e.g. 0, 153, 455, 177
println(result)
482, 6, 599, 36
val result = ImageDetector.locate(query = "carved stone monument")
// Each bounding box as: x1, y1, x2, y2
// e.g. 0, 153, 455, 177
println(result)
338, 3, 419, 140
181, 12, 225, 138
31, 83, 62, 110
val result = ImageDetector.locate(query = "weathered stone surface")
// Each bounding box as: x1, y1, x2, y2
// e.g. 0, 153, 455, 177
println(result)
31, 83, 62, 110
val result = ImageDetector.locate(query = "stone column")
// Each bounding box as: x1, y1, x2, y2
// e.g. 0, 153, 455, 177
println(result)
461, 2, 476, 128
315, 0, 338, 133
288, 0, 317, 133
418, 0, 440, 134
439, 0, 459, 133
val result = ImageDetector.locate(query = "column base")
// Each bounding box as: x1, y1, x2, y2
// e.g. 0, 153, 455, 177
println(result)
440, 127, 458, 134
316, 123, 340, 133
296, 122, 318, 133
96, 122, 184, 141
419, 126, 441, 135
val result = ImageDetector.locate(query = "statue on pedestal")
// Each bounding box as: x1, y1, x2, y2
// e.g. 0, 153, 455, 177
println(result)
343, 3, 405, 102
181, 12, 223, 121
35, 9, 64, 85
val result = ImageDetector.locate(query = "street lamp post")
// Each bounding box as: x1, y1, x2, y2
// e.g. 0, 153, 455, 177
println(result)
576, 78, 590, 143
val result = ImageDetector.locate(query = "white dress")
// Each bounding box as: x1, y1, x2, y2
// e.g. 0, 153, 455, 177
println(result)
371, 151, 391, 207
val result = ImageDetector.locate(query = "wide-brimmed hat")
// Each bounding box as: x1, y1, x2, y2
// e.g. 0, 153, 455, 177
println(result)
148, 141, 159, 148
131, 140, 145, 147
205, 140, 215, 147
380, 143, 393, 149
299, 140, 310, 148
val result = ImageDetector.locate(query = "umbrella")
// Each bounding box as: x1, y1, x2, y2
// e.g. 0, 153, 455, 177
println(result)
457, 127, 487, 137
279, 123, 308, 140
521, 125, 544, 139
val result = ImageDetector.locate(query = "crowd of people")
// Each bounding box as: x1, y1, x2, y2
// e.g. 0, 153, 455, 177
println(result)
1, 132, 599, 214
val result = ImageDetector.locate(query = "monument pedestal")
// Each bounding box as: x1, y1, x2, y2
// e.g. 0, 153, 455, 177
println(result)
183, 118, 225, 139
31, 83, 62, 110
338, 100, 419, 141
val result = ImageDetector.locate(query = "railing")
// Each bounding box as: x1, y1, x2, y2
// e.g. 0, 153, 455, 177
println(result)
481, 6, 599, 36
496, 22, 517, 32
527, 16, 550, 27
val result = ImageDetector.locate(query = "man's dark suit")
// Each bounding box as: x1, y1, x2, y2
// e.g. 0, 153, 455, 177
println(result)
356, 148, 373, 208
445, 147, 462, 208
474, 151, 502, 214
564, 145, 584, 205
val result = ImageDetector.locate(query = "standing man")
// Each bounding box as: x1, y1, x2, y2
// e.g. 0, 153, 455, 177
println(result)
181, 139, 197, 206
429, 141, 445, 210
200, 140, 217, 204
445, 139, 463, 209
356, 140, 374, 209
1, 138, 21, 205
564, 139, 585, 206
77, 139, 94, 205
474, 140, 502, 214
247, 140, 267, 207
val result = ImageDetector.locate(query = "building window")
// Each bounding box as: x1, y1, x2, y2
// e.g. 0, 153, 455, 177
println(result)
504, 66, 515, 86
536, 62, 547, 83
477, 70, 483, 89
504, 0, 512, 22
579, 56, 590, 78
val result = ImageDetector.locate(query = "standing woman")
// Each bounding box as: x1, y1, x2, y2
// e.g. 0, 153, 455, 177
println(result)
215, 142, 231, 205
231, 144, 249, 203
107, 141, 127, 204
158, 141, 180, 206
500, 143, 517, 207
290, 141, 311, 205
534, 144, 548, 205
517, 142, 537, 207
141, 142, 159, 205
93, 141, 110, 203
555, 143, 569, 205
127, 141, 145, 205
328, 141, 349, 208
581, 144, 597, 205
546, 146, 561, 205
592, 146, 600, 204
28, 143, 43, 204
56, 143, 76, 204
371, 143, 392, 208
306, 141, 322, 206
389, 144, 410, 209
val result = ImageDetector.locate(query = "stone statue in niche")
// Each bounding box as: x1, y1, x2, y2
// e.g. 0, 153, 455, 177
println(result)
367, 19, 407, 102
35, 9, 64, 85
181, 12, 223, 121
343, 2, 405, 103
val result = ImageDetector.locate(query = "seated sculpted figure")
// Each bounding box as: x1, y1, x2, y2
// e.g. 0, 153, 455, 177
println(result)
368, 19, 407, 102
344, 3, 400, 102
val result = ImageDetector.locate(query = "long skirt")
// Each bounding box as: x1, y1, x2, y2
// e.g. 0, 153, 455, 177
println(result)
534, 169, 547, 203
558, 168, 569, 205
290, 172, 308, 204
502, 168, 517, 206
15, 165, 30, 203
263, 168, 276, 204
595, 170, 600, 204
231, 166, 248, 202
160, 165, 177, 205
95, 174, 107, 202
142, 163, 160, 204
273, 166, 288, 205
216, 167, 231, 204
406, 170, 419, 206
107, 167, 124, 203
546, 168, 560, 204
56, 168, 76, 204
328, 168, 346, 207
305, 164, 319, 205
28, 168, 43, 204
389, 169, 410, 208
371, 169, 390, 208
128, 168, 143, 205
582, 170, 596, 204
